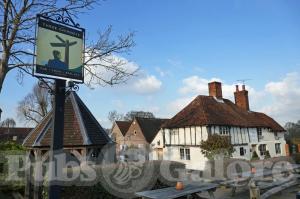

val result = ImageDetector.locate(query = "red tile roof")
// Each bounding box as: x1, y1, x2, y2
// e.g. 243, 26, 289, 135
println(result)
23, 92, 111, 148
163, 95, 285, 132
115, 121, 131, 136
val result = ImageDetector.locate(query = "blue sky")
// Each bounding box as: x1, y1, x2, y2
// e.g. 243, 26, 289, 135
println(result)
1, 0, 300, 128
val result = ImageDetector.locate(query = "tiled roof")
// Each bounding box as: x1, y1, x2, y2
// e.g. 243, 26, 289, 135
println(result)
135, 117, 169, 143
163, 95, 285, 132
115, 121, 131, 136
0, 127, 33, 144
23, 92, 111, 148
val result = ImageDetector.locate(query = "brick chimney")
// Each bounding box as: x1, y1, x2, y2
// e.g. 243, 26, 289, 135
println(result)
208, 81, 222, 99
234, 85, 250, 111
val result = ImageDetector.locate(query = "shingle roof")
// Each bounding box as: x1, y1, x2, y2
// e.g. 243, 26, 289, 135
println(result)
135, 117, 169, 143
23, 92, 111, 148
0, 127, 33, 144
115, 121, 131, 136
163, 95, 285, 132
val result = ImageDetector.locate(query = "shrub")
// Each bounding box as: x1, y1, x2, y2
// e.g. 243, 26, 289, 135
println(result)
251, 151, 259, 161
200, 134, 234, 160
264, 150, 271, 159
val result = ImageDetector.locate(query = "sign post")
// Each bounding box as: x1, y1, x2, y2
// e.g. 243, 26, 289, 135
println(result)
49, 79, 66, 199
33, 10, 84, 199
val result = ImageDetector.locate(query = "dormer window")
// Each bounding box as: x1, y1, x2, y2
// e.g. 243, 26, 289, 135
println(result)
219, 126, 230, 135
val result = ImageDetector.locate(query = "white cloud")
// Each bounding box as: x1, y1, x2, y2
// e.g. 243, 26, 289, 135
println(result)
260, 72, 300, 124
84, 54, 139, 86
166, 96, 195, 117
132, 75, 162, 94
168, 73, 300, 125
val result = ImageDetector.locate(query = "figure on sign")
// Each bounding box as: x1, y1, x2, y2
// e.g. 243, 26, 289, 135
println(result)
50, 35, 77, 67
47, 50, 68, 70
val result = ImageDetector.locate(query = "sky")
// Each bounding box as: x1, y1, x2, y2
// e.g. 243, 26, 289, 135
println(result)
1, 0, 300, 128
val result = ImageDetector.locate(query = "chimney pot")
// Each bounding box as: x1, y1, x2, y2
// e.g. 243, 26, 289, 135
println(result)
236, 85, 239, 92
208, 81, 222, 99
242, 85, 246, 90
234, 85, 250, 111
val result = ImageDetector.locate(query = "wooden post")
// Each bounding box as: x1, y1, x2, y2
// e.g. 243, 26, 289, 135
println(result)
33, 150, 42, 199
24, 153, 33, 199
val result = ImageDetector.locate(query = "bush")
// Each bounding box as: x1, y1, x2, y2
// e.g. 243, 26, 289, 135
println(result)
264, 150, 271, 159
0, 141, 26, 193
251, 151, 259, 161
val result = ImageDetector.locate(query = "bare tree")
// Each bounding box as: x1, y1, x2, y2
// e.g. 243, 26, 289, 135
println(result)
107, 110, 124, 123
124, 111, 155, 121
0, 0, 137, 93
0, 117, 16, 127
17, 83, 51, 124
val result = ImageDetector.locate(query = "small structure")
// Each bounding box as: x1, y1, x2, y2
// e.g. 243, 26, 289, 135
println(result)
23, 91, 112, 163
0, 127, 32, 144
152, 82, 286, 170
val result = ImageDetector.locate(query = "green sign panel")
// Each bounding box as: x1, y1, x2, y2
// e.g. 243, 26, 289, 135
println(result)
34, 17, 84, 81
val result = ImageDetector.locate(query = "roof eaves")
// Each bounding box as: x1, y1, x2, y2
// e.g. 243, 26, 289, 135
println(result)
22, 112, 52, 146
33, 117, 52, 147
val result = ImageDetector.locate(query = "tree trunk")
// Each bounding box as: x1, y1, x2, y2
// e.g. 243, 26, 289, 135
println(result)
0, 55, 8, 93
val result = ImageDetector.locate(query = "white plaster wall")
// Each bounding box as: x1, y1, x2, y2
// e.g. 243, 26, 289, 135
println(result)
232, 145, 251, 160
163, 146, 208, 170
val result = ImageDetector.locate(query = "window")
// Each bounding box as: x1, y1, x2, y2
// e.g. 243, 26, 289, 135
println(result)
180, 148, 191, 160
219, 126, 230, 135
180, 148, 185, 160
275, 143, 281, 154
185, 149, 191, 160
259, 144, 267, 156
257, 128, 262, 137
240, 147, 246, 156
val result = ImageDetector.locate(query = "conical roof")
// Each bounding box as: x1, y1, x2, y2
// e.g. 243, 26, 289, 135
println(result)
23, 92, 111, 148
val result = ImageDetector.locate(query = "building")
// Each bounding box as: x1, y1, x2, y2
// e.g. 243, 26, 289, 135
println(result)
0, 127, 32, 144
119, 117, 168, 160
151, 82, 286, 171
111, 121, 131, 156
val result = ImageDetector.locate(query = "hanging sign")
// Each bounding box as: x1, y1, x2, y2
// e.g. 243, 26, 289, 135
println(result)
34, 15, 84, 82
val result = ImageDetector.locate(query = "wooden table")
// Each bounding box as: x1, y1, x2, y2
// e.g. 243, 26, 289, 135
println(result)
135, 183, 218, 199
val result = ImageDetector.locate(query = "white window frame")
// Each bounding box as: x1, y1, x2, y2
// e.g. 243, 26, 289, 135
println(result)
259, 144, 267, 156
275, 143, 281, 154
180, 148, 191, 160
219, 126, 230, 135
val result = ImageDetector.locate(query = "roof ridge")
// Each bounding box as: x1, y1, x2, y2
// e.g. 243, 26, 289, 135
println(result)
69, 92, 91, 145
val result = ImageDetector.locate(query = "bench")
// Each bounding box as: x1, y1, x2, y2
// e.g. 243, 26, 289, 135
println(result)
135, 183, 218, 199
